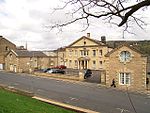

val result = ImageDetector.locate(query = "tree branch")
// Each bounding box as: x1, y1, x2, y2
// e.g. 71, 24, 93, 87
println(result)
51, 0, 150, 34
119, 0, 150, 26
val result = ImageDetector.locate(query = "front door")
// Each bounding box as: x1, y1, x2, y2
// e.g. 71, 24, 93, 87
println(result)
0, 64, 3, 70
14, 65, 17, 72
10, 64, 13, 71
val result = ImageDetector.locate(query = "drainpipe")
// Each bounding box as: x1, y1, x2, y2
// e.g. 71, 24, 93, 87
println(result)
57, 50, 58, 66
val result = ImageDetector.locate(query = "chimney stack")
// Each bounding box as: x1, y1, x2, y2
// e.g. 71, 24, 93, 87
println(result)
101, 36, 106, 44
25, 42, 28, 50
87, 33, 90, 38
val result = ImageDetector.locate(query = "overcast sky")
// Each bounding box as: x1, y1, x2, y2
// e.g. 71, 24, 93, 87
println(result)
0, 0, 150, 50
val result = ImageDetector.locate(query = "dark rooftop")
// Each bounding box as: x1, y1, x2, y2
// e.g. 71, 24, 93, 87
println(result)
15, 50, 48, 57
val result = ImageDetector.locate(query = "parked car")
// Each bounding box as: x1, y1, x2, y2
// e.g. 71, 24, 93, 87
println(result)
47, 68, 65, 74
43, 68, 51, 73
53, 65, 67, 69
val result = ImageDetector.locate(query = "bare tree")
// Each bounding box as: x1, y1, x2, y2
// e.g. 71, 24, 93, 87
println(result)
51, 0, 150, 33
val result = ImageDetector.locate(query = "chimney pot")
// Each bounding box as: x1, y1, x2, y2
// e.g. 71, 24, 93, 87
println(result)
101, 36, 106, 44
87, 33, 90, 38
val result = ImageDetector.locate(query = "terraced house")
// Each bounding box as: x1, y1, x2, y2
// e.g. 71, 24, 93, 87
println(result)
5, 50, 49, 73
0, 36, 16, 70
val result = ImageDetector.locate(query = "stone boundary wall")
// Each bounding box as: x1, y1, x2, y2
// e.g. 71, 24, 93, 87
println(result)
34, 72, 83, 81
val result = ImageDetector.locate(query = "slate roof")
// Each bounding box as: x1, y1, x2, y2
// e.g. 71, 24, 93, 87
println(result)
15, 50, 48, 57
43, 51, 57, 57
105, 43, 147, 57
0, 36, 16, 46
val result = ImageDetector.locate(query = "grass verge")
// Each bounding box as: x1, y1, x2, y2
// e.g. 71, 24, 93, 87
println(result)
0, 88, 75, 113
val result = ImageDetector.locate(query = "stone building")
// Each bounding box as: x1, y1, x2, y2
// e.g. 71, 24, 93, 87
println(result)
0, 36, 16, 69
5, 50, 49, 73
64, 33, 112, 70
56, 47, 66, 66
2, 33, 149, 91
43, 51, 57, 68
105, 44, 148, 90
56, 33, 149, 90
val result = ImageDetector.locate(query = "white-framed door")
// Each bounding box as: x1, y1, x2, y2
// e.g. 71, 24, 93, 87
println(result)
10, 64, 13, 71
0, 64, 3, 70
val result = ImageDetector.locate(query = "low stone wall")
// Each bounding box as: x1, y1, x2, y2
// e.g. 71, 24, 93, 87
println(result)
34, 72, 84, 81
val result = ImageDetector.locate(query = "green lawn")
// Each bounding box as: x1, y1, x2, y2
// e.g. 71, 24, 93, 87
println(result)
0, 88, 75, 113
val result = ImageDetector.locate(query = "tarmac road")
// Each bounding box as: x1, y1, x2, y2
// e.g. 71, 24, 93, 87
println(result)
0, 71, 150, 113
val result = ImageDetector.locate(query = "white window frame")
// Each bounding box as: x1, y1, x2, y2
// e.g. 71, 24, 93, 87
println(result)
99, 50, 102, 57
69, 50, 73, 56
74, 50, 78, 56
120, 51, 131, 62
74, 60, 78, 68
119, 73, 130, 85
93, 50, 96, 56
80, 50, 88, 57
93, 60, 96, 69
80, 50, 83, 56
69, 60, 72, 67
99, 61, 103, 69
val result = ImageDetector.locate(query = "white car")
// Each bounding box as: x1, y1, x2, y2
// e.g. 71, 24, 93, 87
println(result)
46, 68, 65, 74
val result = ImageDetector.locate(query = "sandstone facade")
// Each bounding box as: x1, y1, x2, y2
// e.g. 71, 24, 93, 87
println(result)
5, 50, 49, 73
105, 45, 147, 90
